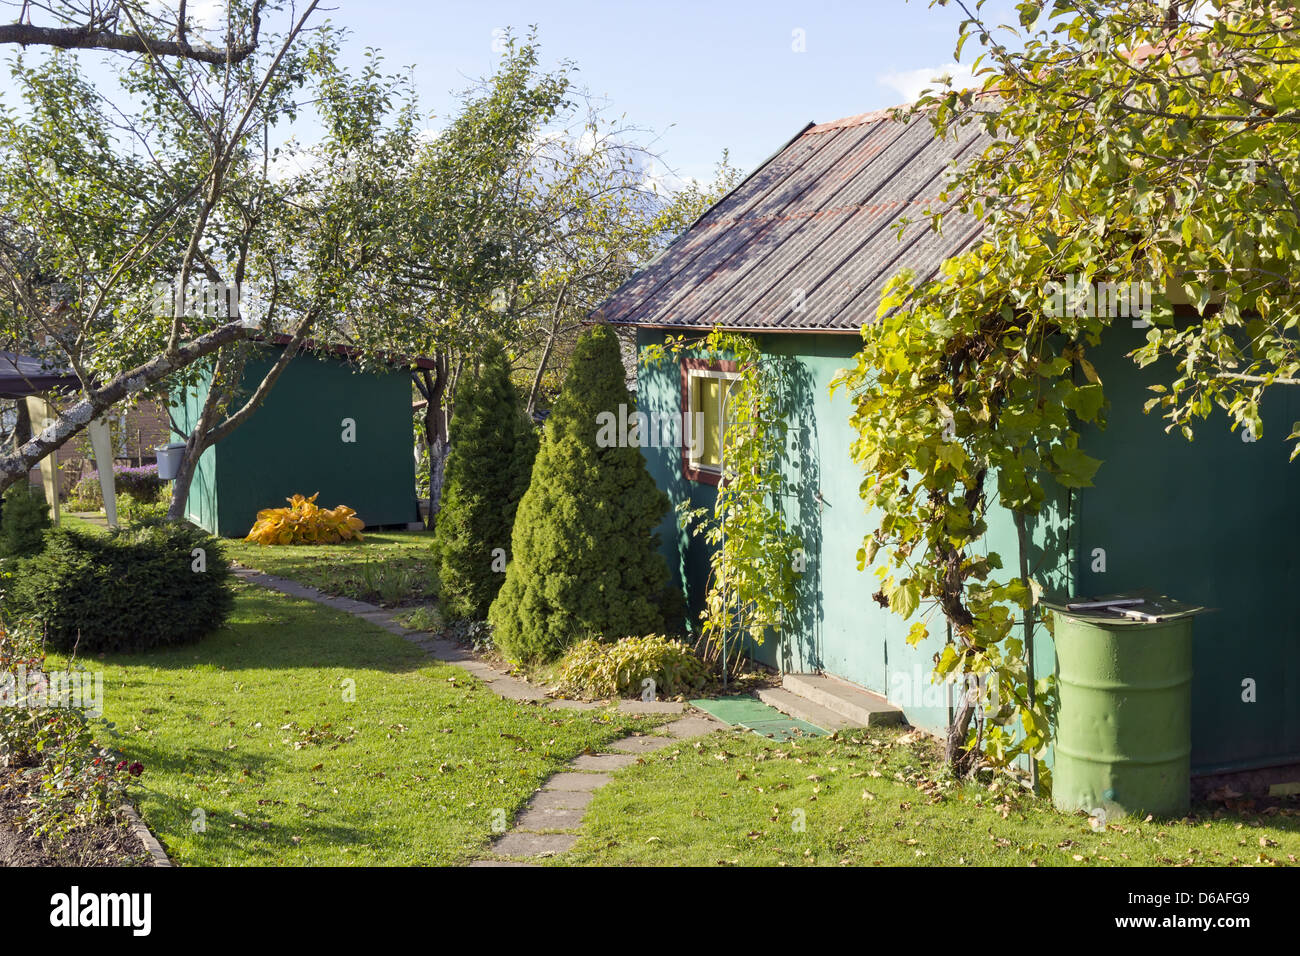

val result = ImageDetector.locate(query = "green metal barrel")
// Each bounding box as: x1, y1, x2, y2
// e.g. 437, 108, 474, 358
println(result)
1051, 596, 1199, 819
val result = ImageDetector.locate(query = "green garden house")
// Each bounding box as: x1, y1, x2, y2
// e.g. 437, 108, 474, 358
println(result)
171, 339, 422, 538
598, 107, 1300, 782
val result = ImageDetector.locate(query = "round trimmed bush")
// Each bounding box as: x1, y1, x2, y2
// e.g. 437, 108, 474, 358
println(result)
5, 522, 233, 653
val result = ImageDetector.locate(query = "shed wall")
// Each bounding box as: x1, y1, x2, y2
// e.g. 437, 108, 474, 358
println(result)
173, 349, 416, 538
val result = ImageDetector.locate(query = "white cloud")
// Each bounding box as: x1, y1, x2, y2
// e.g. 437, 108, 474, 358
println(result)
876, 63, 980, 104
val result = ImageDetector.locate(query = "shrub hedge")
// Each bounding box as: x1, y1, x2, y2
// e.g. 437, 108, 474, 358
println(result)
0, 485, 51, 559
6, 521, 233, 653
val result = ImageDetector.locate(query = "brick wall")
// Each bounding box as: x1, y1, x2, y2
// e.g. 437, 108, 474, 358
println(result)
50, 399, 171, 493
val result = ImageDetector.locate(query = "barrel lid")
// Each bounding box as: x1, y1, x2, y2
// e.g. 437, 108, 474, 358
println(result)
1044, 588, 1211, 625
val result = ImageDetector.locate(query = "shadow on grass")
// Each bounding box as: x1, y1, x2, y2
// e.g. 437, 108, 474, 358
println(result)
90, 581, 445, 676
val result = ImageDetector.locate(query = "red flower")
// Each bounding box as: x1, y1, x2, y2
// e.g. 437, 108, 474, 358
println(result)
116, 761, 128, 772
128, 762, 144, 777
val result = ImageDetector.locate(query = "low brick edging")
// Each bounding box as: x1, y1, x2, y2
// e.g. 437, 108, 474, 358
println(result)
121, 804, 172, 867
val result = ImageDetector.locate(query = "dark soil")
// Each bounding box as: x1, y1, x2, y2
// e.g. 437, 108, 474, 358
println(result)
0, 768, 154, 867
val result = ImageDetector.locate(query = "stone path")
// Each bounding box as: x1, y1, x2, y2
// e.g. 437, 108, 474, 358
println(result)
473, 712, 727, 866
230, 565, 728, 865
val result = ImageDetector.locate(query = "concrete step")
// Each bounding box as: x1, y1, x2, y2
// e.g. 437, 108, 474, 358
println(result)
781, 673, 905, 728
755, 686, 855, 732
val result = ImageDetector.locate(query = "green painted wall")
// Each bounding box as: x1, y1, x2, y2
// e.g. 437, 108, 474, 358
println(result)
172, 370, 220, 533
1077, 325, 1300, 774
635, 329, 1066, 738
172, 348, 417, 538
638, 322, 1297, 774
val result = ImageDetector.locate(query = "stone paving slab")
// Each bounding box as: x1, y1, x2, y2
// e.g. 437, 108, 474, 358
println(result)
419, 639, 478, 662
664, 715, 727, 738
570, 753, 640, 771
615, 700, 686, 715
527, 789, 594, 811
608, 735, 679, 754
544, 772, 612, 792
488, 832, 576, 857
468, 859, 537, 867
514, 806, 585, 831
454, 660, 506, 679
745, 717, 827, 741
488, 677, 549, 701
319, 596, 380, 614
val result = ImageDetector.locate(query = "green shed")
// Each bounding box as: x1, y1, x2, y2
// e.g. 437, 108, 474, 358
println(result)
598, 106, 1299, 779
171, 341, 420, 538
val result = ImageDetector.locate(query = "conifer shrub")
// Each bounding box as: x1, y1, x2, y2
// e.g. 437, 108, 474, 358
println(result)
0, 485, 51, 559
433, 341, 538, 620
488, 325, 679, 663
6, 522, 233, 652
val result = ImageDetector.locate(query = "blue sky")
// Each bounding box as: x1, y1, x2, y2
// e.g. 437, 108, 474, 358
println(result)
335, 0, 1017, 182
0, 0, 1020, 185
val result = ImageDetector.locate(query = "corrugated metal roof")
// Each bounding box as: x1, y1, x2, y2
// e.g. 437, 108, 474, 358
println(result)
595, 108, 990, 333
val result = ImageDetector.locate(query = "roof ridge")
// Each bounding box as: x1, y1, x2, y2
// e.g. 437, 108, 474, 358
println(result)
806, 106, 909, 134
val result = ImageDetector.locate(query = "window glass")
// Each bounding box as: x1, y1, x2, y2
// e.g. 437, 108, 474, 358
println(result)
690, 372, 729, 471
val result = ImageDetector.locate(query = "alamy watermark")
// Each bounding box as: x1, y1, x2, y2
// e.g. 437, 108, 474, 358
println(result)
1044, 274, 1152, 325
596, 404, 704, 457
151, 279, 257, 320
0, 666, 104, 717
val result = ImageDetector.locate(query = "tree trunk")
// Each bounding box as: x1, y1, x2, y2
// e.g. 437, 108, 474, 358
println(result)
1014, 509, 1039, 793
165, 433, 203, 522
945, 676, 978, 775
14, 400, 31, 451
420, 352, 451, 526
527, 285, 567, 415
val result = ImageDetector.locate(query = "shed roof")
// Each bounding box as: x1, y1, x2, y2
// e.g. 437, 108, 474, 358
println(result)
594, 106, 991, 333
0, 352, 80, 398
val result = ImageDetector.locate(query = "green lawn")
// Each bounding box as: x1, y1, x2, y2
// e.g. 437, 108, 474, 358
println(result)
224, 530, 436, 607
58, 579, 659, 866
556, 727, 1300, 867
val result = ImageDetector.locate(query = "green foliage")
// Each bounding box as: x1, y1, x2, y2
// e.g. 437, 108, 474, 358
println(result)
396, 604, 445, 633
67, 474, 103, 511
920, 0, 1300, 453
0, 622, 137, 836
488, 325, 677, 663
829, 0, 1300, 778
433, 341, 538, 620
6, 523, 233, 653
558, 634, 706, 700
642, 330, 803, 674
118, 492, 169, 525
0, 485, 51, 559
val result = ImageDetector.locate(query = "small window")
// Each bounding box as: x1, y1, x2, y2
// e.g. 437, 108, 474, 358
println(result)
682, 361, 740, 483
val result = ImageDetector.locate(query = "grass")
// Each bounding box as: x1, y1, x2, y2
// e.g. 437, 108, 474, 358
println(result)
555, 726, 1300, 867
224, 530, 437, 607
54, 579, 661, 866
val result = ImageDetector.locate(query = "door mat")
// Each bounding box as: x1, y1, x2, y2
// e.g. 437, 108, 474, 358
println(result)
689, 695, 828, 741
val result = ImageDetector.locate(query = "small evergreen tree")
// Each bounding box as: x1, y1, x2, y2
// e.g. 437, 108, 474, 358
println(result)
434, 341, 538, 620
489, 324, 677, 663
